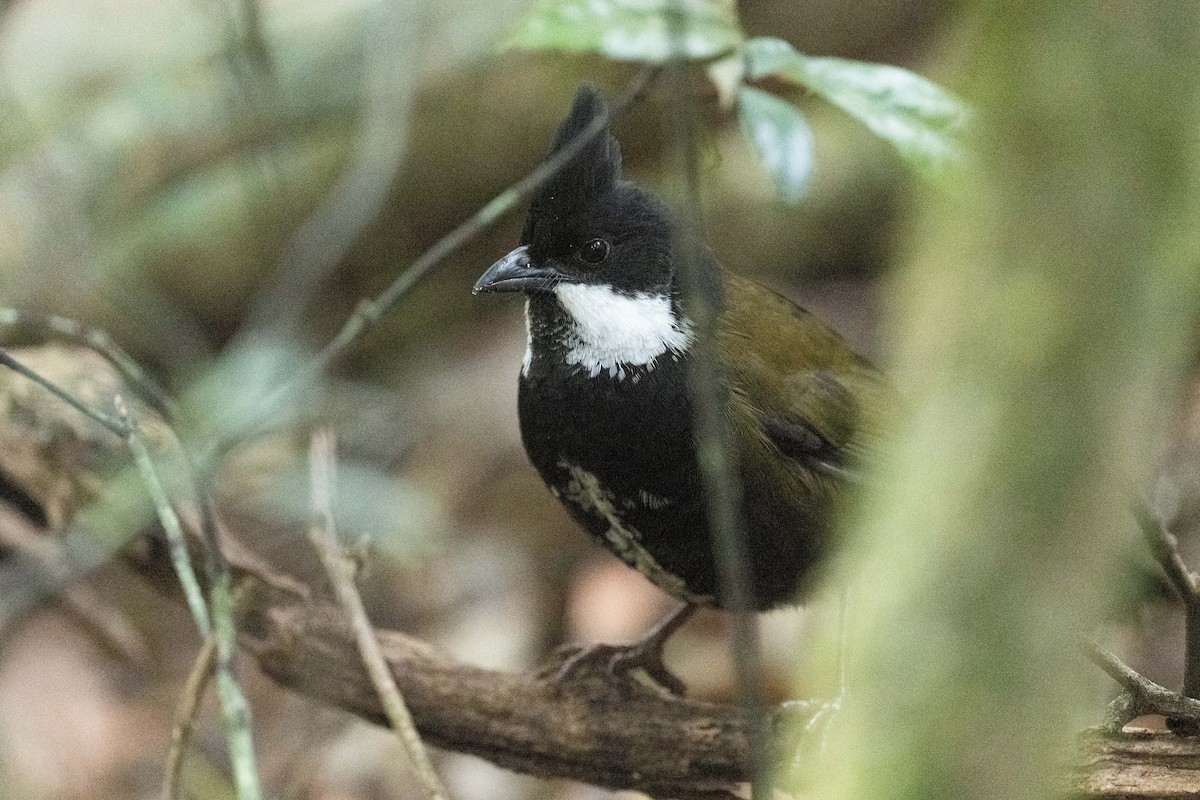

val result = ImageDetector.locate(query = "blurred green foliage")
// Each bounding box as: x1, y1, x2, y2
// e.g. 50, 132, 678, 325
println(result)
800, 4, 1200, 800
743, 36, 966, 174
0, 1, 370, 316
508, 0, 743, 61
736, 85, 815, 205
509, 0, 966, 204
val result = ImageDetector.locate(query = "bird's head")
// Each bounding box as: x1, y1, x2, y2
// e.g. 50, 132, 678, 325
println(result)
474, 87, 676, 301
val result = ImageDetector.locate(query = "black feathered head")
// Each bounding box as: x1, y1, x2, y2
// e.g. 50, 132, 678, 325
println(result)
477, 85, 677, 299
526, 87, 622, 223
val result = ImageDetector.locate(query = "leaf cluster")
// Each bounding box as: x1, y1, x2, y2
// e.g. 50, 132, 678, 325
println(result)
509, 0, 967, 203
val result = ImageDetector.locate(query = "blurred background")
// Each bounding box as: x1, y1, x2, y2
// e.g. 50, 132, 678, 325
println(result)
0, 1, 1193, 799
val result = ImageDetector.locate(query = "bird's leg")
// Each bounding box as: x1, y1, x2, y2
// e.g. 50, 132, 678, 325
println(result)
551, 603, 697, 695
608, 602, 697, 688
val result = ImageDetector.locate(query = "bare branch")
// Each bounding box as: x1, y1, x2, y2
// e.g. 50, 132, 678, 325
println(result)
1083, 640, 1200, 728
307, 430, 449, 800
1136, 502, 1200, 609
1134, 503, 1200, 716
164, 636, 218, 800
0, 307, 176, 420
0, 347, 127, 437
229, 65, 661, 448
120, 519, 751, 799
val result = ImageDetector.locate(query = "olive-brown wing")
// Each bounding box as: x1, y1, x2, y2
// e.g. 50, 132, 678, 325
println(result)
715, 273, 885, 475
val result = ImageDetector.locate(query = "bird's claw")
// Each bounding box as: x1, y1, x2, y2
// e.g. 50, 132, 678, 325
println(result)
547, 640, 688, 696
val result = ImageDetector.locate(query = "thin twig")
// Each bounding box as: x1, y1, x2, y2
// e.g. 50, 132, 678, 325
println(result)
163, 636, 219, 800
0, 307, 176, 419
120, 388, 259, 800
116, 396, 262, 798
307, 430, 449, 800
0, 347, 127, 436
117, 397, 211, 637
196, 487, 262, 800
1136, 502, 1200, 606
1135, 502, 1200, 702
1083, 640, 1200, 730
223, 66, 660, 448
662, 36, 771, 800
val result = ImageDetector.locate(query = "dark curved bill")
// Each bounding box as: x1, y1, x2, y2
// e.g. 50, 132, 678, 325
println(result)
473, 246, 562, 294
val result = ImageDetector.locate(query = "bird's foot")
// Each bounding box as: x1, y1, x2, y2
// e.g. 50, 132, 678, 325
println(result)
550, 638, 687, 696
544, 603, 697, 696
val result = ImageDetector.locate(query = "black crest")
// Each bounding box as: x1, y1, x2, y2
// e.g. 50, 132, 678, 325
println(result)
530, 87, 622, 218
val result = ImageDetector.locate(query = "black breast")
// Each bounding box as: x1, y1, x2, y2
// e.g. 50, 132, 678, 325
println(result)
517, 298, 829, 608
518, 326, 721, 600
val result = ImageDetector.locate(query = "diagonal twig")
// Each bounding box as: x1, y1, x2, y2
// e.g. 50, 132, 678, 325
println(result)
163, 635, 219, 800
117, 397, 211, 637
115, 396, 262, 800
0, 347, 128, 436
1083, 639, 1200, 731
221, 65, 660, 449
307, 429, 449, 800
0, 307, 176, 420
1136, 502, 1200, 607
1135, 501, 1200, 706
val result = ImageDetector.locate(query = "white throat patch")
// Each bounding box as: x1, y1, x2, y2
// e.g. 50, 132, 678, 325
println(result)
551, 283, 692, 380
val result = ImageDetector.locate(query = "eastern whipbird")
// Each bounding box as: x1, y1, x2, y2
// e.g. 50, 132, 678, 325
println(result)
474, 87, 886, 693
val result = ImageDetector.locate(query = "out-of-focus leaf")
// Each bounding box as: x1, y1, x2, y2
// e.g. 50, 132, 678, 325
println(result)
179, 337, 311, 443
745, 36, 967, 173
706, 52, 743, 109
0, 0, 376, 321
508, 0, 743, 62
737, 86, 814, 205
243, 459, 445, 558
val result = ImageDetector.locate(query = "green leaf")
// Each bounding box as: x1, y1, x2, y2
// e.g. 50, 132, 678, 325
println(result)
508, 0, 743, 63
737, 86, 814, 205
745, 36, 968, 172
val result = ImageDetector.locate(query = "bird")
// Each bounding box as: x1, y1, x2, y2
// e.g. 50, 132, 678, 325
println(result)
474, 86, 886, 691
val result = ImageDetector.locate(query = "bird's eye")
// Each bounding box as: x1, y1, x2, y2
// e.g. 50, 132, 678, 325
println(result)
576, 238, 610, 265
